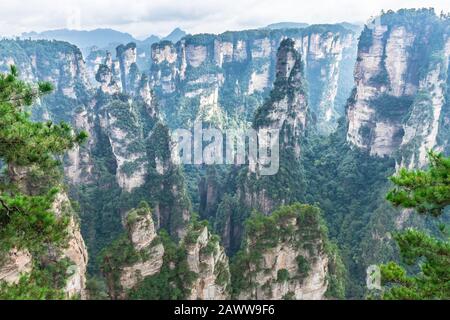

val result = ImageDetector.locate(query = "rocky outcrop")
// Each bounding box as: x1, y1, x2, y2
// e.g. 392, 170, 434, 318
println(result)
0, 249, 32, 284
95, 63, 121, 95
233, 204, 342, 300
119, 206, 164, 291
102, 204, 229, 300
185, 226, 231, 300
0, 39, 91, 123
65, 107, 95, 184
237, 242, 328, 300
399, 36, 450, 167
51, 192, 89, 299
346, 9, 450, 167
117, 43, 138, 94
85, 47, 108, 87
0, 154, 88, 299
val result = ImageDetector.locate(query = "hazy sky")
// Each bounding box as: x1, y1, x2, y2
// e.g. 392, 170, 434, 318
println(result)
1, 0, 449, 39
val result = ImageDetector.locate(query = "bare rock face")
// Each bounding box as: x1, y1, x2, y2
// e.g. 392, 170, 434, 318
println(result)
119, 206, 164, 291
185, 226, 231, 300
65, 108, 95, 185
238, 242, 329, 300
126, 206, 158, 251
346, 10, 450, 167
151, 42, 179, 93
213, 40, 234, 66
85, 48, 108, 87
234, 204, 339, 300
186, 44, 208, 67
0, 40, 91, 101
248, 63, 270, 95
120, 245, 164, 291
51, 192, 89, 299
96, 63, 121, 95
346, 23, 412, 156
117, 43, 138, 94
58, 50, 91, 98
92, 43, 142, 97
399, 36, 450, 167
63, 216, 89, 299
268, 38, 308, 152
152, 43, 178, 64
259, 37, 309, 149
298, 32, 357, 133
0, 249, 32, 284
98, 108, 148, 192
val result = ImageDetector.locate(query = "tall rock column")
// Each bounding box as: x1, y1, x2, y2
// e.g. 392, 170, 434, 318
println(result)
117, 43, 138, 94
184, 224, 231, 300
346, 9, 450, 167
240, 38, 309, 215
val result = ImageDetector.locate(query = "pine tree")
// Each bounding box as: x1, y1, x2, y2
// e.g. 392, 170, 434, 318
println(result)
0, 66, 87, 298
380, 151, 450, 299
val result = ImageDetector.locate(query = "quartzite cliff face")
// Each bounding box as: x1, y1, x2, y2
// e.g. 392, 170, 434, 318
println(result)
51, 193, 89, 299
102, 204, 231, 300
119, 206, 165, 293
346, 9, 450, 167
232, 204, 343, 300
184, 223, 231, 300
238, 38, 309, 216
149, 26, 357, 133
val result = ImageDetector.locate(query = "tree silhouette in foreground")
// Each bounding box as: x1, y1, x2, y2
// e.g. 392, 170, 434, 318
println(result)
380, 151, 450, 299
0, 66, 87, 299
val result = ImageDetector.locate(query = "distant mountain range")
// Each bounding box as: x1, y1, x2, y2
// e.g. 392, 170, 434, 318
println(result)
264, 22, 310, 29
20, 23, 363, 54
264, 21, 362, 33
21, 27, 187, 51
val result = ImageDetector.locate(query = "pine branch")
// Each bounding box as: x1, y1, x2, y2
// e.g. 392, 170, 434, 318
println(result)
0, 197, 22, 216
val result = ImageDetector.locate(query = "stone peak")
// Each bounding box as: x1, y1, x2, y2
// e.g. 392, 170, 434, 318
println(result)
125, 203, 157, 251
275, 38, 304, 87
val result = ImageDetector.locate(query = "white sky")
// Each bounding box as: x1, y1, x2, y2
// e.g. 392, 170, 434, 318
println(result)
1, 0, 449, 39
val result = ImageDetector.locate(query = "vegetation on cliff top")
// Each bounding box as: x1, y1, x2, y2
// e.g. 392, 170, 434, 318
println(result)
230, 203, 345, 299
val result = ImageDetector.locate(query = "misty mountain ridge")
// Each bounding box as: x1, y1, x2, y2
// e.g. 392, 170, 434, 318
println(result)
21, 27, 187, 51
264, 22, 310, 29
